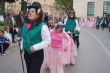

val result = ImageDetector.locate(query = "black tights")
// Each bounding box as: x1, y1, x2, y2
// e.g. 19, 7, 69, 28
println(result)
72, 34, 80, 48
0, 43, 9, 54
24, 49, 44, 73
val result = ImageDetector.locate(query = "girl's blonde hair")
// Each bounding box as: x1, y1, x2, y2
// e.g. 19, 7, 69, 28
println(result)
4, 25, 9, 33
50, 21, 56, 29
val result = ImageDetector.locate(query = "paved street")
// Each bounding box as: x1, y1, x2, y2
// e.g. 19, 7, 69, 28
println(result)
0, 27, 110, 73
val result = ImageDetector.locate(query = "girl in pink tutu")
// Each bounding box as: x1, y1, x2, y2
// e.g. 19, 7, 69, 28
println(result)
48, 21, 69, 73
68, 32, 76, 64
62, 31, 76, 66
62, 32, 70, 66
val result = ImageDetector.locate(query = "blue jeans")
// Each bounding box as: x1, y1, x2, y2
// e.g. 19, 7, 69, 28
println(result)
0, 43, 9, 54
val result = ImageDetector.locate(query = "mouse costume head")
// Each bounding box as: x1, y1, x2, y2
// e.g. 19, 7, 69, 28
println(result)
27, 2, 43, 22
68, 9, 76, 20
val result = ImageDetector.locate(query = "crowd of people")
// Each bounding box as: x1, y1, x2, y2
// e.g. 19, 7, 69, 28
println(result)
78, 16, 110, 32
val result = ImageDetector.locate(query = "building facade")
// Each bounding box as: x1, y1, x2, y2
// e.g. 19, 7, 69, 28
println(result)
5, 0, 55, 15
73, 0, 110, 18
33, 0, 55, 15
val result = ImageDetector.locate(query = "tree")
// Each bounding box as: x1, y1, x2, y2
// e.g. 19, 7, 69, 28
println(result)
54, 0, 73, 13
5, 0, 15, 3
21, 0, 27, 11
0, 2, 5, 15
0, 0, 16, 15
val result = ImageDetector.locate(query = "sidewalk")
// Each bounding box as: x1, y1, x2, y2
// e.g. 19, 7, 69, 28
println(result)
0, 42, 25, 73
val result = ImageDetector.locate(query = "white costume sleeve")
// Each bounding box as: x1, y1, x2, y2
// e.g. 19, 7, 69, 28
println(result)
33, 25, 51, 51
64, 17, 68, 25
75, 19, 80, 31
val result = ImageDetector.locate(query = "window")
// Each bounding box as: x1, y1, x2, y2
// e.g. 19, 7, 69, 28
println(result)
87, 2, 95, 16
103, 1, 110, 16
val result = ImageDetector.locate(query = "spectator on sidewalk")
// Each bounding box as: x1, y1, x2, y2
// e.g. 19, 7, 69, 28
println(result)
16, 11, 25, 39
0, 30, 10, 56
4, 25, 12, 43
100, 17, 107, 30
96, 16, 100, 29
7, 9, 16, 43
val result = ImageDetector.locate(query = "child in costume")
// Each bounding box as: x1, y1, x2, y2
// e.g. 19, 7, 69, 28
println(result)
48, 21, 69, 73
